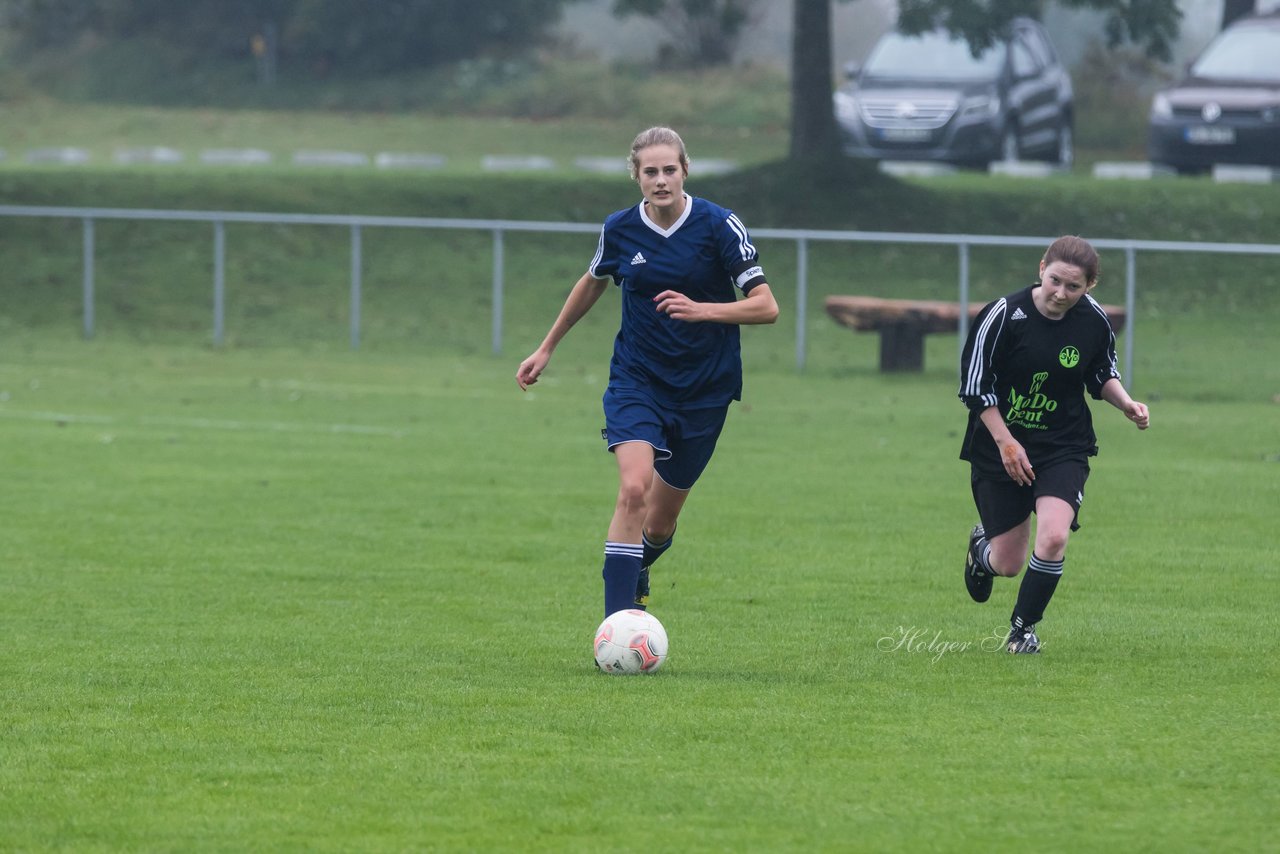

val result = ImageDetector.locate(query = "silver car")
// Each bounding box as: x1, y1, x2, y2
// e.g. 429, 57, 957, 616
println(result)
834, 18, 1074, 168
1148, 13, 1280, 174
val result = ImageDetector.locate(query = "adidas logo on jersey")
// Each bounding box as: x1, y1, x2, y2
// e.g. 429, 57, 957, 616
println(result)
631, 252, 647, 265
1011, 307, 1027, 320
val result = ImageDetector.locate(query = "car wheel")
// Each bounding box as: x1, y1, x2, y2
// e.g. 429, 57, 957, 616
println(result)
1055, 123, 1074, 168
999, 124, 1020, 163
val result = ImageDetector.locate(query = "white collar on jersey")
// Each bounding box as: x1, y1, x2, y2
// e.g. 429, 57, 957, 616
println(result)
639, 192, 692, 237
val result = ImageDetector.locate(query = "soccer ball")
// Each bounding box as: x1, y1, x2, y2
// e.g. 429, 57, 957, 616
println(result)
593, 609, 668, 674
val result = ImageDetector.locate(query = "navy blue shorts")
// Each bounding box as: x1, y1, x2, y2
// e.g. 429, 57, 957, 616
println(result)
971, 459, 1090, 538
602, 386, 729, 491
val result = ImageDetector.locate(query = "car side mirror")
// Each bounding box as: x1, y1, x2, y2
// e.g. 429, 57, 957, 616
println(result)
843, 60, 861, 81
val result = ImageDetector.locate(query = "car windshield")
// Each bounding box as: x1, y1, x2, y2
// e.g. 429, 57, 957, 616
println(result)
863, 31, 1005, 80
1191, 26, 1280, 82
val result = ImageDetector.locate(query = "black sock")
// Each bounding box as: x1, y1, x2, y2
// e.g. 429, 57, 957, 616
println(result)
1012, 553, 1064, 628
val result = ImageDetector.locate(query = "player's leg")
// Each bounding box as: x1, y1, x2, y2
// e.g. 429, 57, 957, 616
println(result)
986, 522, 1032, 577
643, 476, 686, 564
635, 477, 689, 606
1008, 462, 1087, 653
600, 387, 669, 618
603, 440, 655, 617
1007, 498, 1071, 653
965, 475, 1033, 602
638, 405, 728, 607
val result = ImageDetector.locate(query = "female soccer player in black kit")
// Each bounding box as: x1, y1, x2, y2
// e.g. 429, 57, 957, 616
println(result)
959, 236, 1150, 654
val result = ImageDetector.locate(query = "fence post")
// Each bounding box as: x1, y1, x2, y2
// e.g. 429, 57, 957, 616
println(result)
1124, 245, 1136, 385
492, 228, 504, 355
957, 241, 971, 363
350, 224, 362, 350
82, 218, 95, 339
213, 220, 225, 346
795, 237, 808, 371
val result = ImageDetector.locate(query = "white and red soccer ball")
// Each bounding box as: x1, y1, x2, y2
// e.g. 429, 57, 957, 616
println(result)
593, 609, 668, 674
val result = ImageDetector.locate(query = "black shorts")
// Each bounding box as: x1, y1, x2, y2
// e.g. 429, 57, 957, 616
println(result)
970, 459, 1090, 538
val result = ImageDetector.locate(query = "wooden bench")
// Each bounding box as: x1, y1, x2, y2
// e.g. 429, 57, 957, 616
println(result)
824, 295, 1127, 372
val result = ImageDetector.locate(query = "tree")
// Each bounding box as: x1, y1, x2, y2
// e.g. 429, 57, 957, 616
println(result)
789, 0, 841, 162
896, 0, 1181, 61
0, 0, 583, 72
788, 0, 1184, 163
1220, 0, 1255, 31
611, 0, 759, 67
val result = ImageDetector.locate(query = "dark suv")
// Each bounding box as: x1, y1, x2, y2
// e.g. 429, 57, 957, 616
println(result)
833, 18, 1074, 168
1147, 12, 1280, 174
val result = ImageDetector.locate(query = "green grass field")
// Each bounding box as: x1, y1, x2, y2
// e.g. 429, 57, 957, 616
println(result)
2, 92, 1279, 848
0, 328, 1275, 851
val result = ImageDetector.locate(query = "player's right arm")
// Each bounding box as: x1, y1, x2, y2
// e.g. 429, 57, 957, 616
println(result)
978, 406, 1035, 486
959, 298, 1032, 484
516, 272, 610, 390
958, 298, 1007, 412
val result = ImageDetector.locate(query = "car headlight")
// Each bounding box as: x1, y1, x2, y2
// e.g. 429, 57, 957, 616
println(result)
1150, 93, 1172, 120
834, 91, 860, 122
960, 93, 1000, 119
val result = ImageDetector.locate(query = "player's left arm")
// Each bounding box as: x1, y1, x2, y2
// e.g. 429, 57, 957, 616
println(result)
1084, 308, 1146, 428
1100, 378, 1150, 430
654, 282, 778, 325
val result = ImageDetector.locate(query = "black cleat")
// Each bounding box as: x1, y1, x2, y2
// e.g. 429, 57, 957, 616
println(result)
964, 524, 993, 603
634, 566, 650, 609
1007, 624, 1041, 654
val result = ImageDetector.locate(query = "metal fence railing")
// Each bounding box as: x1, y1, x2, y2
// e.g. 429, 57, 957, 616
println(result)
4, 204, 1280, 383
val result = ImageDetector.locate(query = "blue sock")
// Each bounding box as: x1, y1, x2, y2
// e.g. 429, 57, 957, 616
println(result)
641, 527, 675, 568
603, 541, 644, 618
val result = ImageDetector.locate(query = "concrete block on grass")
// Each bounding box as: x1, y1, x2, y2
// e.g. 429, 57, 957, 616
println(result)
574, 156, 627, 175
293, 150, 370, 168
1092, 162, 1176, 180
200, 148, 274, 166
26, 147, 90, 165
114, 146, 185, 165
693, 158, 737, 175
482, 155, 555, 172
987, 160, 1063, 178
878, 161, 957, 178
1212, 164, 1278, 184
375, 152, 446, 170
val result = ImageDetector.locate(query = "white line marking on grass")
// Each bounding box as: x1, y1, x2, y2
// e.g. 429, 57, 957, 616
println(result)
0, 409, 407, 437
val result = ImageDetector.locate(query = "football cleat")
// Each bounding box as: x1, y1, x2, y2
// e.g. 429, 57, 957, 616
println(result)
964, 524, 993, 603
634, 566, 650, 609
1007, 624, 1041, 654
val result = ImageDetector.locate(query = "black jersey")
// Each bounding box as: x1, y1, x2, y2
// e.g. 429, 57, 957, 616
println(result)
958, 285, 1122, 478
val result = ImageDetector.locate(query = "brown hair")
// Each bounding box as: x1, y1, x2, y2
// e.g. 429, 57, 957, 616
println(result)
628, 126, 690, 180
1042, 235, 1100, 285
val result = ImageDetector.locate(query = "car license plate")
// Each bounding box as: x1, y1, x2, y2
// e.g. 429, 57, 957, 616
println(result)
879, 127, 932, 142
1185, 126, 1235, 145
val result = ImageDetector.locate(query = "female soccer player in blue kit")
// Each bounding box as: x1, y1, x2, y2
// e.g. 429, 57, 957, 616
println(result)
516, 127, 779, 619
959, 236, 1149, 654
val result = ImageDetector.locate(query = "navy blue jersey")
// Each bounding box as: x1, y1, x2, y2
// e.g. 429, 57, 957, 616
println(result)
959, 285, 1122, 478
589, 194, 767, 409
